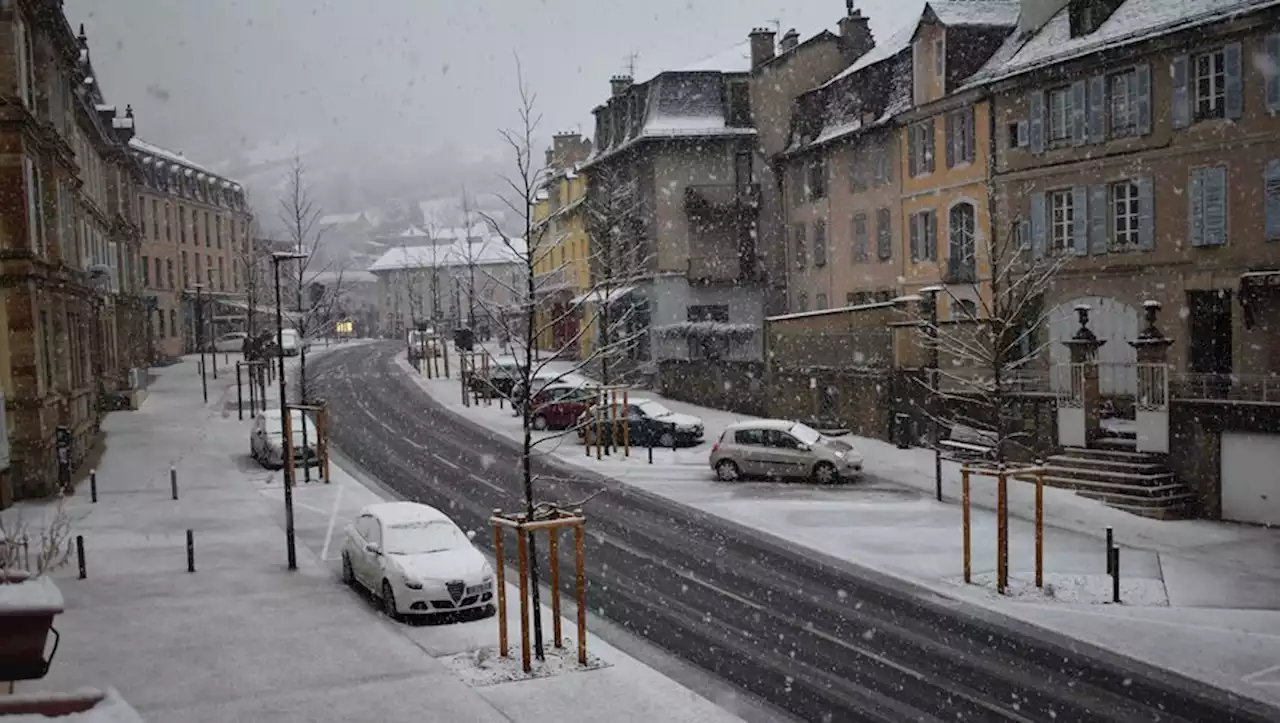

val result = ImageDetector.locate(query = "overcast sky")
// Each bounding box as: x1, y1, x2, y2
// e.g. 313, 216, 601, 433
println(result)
65, 0, 923, 171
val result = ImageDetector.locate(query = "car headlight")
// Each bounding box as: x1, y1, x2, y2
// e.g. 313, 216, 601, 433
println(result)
403, 578, 424, 590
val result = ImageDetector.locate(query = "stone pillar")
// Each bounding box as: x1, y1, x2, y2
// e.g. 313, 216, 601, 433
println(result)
1061, 304, 1106, 443
1129, 300, 1173, 365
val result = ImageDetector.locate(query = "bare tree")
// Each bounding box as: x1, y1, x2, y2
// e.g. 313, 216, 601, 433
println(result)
457, 191, 484, 333
236, 218, 271, 345
581, 163, 647, 386
279, 155, 346, 403
899, 217, 1068, 465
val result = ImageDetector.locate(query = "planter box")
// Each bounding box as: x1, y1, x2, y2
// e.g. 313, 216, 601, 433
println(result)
0, 572, 64, 682
0, 688, 145, 721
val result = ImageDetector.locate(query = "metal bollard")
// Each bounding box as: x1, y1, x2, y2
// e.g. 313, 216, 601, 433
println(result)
1105, 526, 1114, 576
170, 467, 179, 500
1110, 545, 1121, 603
90, 469, 98, 503
187, 529, 195, 573
76, 535, 86, 579
648, 443, 653, 464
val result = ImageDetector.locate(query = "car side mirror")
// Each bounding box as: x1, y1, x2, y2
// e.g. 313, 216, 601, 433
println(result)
466, 530, 477, 541
365, 542, 381, 555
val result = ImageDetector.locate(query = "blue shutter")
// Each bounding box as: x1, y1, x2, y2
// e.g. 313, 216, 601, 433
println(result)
1030, 192, 1047, 259
1089, 184, 1108, 254
1137, 175, 1155, 250
1135, 63, 1152, 135
1018, 220, 1031, 251
1070, 80, 1087, 146
1189, 168, 1205, 247
908, 127, 918, 176
945, 113, 955, 169
925, 120, 935, 173
1265, 159, 1280, 241
1172, 55, 1190, 129
910, 213, 920, 262
1072, 185, 1088, 255
964, 107, 975, 162
929, 211, 938, 261
1204, 165, 1228, 245
1029, 90, 1044, 154
1088, 75, 1105, 142
1267, 35, 1280, 114
1223, 42, 1243, 120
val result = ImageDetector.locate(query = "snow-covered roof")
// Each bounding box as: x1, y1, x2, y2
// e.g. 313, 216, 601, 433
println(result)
966, 0, 1277, 87
927, 0, 1020, 28
766, 300, 897, 323
675, 39, 753, 74
94, 103, 115, 113
128, 137, 214, 174
367, 234, 527, 272
822, 19, 918, 88
319, 212, 366, 227
569, 286, 636, 305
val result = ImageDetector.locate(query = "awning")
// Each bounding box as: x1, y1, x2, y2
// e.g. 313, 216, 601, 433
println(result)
569, 286, 635, 306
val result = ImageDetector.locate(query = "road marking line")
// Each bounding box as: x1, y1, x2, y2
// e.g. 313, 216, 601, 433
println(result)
1243, 664, 1280, 686
468, 472, 506, 494
431, 453, 461, 470
320, 479, 346, 563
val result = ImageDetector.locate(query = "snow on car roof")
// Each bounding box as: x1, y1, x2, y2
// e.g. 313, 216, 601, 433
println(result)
724, 418, 801, 431
363, 501, 451, 526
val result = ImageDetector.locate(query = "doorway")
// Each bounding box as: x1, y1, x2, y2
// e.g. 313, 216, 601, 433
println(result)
1188, 290, 1233, 374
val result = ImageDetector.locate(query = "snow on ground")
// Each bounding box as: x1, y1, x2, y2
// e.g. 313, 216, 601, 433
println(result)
440, 639, 609, 688
949, 571, 1171, 607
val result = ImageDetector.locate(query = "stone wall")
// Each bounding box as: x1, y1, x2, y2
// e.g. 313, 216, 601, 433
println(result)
657, 360, 767, 417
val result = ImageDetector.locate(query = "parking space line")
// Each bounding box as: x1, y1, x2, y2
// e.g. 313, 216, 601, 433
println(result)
319, 479, 346, 563
431, 452, 461, 470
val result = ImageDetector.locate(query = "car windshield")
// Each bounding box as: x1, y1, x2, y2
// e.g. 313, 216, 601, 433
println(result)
382, 520, 470, 555
635, 400, 673, 418
789, 423, 822, 446
266, 412, 314, 438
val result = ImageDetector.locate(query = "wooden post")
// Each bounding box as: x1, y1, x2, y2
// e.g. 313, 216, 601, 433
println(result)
442, 341, 450, 378
319, 405, 331, 483
461, 353, 469, 406
594, 391, 603, 460
549, 529, 562, 648
482, 354, 491, 406
608, 390, 618, 455
622, 390, 630, 457
962, 466, 971, 584
997, 470, 1008, 594
1035, 468, 1044, 589
574, 511, 587, 666
492, 514, 508, 658
517, 520, 531, 673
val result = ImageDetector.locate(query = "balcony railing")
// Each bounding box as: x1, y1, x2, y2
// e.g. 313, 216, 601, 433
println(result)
687, 254, 760, 285
1171, 373, 1280, 404
684, 183, 760, 219
532, 266, 571, 294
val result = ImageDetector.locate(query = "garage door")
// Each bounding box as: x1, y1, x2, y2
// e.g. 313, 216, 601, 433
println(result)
1221, 432, 1280, 525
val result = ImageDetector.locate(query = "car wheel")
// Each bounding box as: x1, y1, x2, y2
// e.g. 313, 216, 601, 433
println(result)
715, 460, 740, 482
532, 415, 549, 431
342, 553, 355, 587
658, 430, 676, 448
813, 462, 839, 485
381, 580, 399, 619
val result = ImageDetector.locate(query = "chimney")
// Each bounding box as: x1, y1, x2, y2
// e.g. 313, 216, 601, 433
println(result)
838, 3, 874, 58
610, 75, 633, 97
749, 27, 776, 68
1017, 0, 1072, 38
548, 132, 593, 170
780, 28, 800, 53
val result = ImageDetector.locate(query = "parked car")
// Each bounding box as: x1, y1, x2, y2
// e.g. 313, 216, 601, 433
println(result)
213, 332, 248, 353
468, 361, 522, 399
249, 409, 317, 469
529, 384, 599, 430
579, 398, 704, 448
341, 501, 495, 619
278, 329, 307, 357
709, 419, 863, 484
407, 329, 440, 362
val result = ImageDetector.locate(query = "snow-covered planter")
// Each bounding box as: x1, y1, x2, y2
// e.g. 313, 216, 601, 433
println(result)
0, 687, 145, 721
653, 321, 757, 340
0, 570, 64, 682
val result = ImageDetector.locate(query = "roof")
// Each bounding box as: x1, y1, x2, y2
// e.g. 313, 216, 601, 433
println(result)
128, 137, 214, 175
675, 39, 753, 74
725, 418, 805, 431
319, 212, 367, 227
367, 235, 527, 272
361, 501, 450, 526
966, 0, 1277, 86
766, 301, 898, 323
926, 0, 1019, 28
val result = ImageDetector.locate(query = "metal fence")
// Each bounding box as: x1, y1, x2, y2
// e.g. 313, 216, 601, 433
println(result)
1171, 373, 1280, 403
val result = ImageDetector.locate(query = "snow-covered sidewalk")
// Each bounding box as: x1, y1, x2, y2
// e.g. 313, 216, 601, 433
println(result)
403, 352, 1280, 709
2, 353, 752, 723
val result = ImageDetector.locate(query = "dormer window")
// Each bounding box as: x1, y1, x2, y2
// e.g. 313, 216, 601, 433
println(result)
1069, 0, 1123, 38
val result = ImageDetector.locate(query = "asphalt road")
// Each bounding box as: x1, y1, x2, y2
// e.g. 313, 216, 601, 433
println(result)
309, 342, 1277, 723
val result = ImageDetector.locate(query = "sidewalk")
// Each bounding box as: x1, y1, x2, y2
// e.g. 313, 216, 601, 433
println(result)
405, 352, 1280, 708
2, 352, 755, 723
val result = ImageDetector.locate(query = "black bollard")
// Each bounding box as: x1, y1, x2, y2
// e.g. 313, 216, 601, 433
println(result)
648, 442, 653, 464
236, 364, 244, 420
76, 535, 86, 579
1105, 526, 1114, 575
187, 529, 195, 573
170, 467, 179, 500
1111, 545, 1121, 603
90, 469, 98, 503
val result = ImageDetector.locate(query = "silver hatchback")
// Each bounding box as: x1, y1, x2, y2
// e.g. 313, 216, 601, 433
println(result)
709, 419, 864, 484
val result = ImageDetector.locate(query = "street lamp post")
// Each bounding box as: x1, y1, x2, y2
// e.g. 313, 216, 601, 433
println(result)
193, 283, 207, 404
272, 251, 308, 571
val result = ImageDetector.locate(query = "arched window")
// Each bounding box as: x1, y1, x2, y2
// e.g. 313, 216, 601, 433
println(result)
948, 202, 976, 280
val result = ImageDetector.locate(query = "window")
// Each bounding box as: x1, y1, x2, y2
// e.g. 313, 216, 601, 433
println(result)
218, 257, 225, 291
954, 299, 977, 319
909, 210, 937, 262
179, 206, 186, 243
946, 108, 974, 167
815, 293, 828, 310
793, 223, 807, 269
169, 309, 177, 338
734, 429, 763, 446
157, 308, 165, 337
216, 216, 223, 248
1190, 165, 1228, 247
207, 256, 214, 286
182, 251, 189, 286
1048, 87, 1072, 143
1108, 70, 1139, 137
853, 213, 869, 262
194, 212, 201, 247
1049, 189, 1075, 252
806, 158, 827, 200
39, 311, 52, 392
167, 258, 175, 289
205, 212, 212, 247
876, 208, 892, 261
24, 157, 43, 257
796, 292, 809, 313
872, 145, 892, 185
908, 121, 934, 176
195, 254, 202, 283
813, 219, 827, 266
727, 82, 752, 127
948, 203, 976, 277
1267, 159, 1280, 241
142, 255, 150, 286
1193, 49, 1225, 120
1110, 180, 1140, 247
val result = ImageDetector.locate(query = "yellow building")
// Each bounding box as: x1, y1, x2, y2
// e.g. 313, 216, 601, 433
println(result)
532, 133, 593, 357
896, 3, 1018, 321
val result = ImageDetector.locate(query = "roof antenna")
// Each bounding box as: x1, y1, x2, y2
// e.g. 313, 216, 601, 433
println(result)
625, 51, 639, 77
768, 18, 782, 35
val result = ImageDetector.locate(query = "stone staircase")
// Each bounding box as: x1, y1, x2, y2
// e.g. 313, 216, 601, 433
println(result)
1043, 430, 1195, 519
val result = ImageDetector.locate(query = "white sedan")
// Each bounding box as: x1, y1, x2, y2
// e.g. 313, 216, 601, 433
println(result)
249, 409, 317, 469
342, 502, 496, 619
213, 331, 248, 353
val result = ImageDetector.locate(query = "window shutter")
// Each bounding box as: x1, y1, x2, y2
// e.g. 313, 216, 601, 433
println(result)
964, 107, 975, 162
1072, 185, 1088, 255
1070, 80, 1087, 146
910, 213, 920, 262
1018, 219, 1031, 251
1267, 35, 1280, 114
1172, 55, 1190, 129
1016, 120, 1029, 148
1137, 174, 1155, 250
945, 113, 956, 169
1204, 165, 1228, 245
1088, 75, 1105, 142
925, 121, 935, 173
1223, 42, 1243, 120
1089, 184, 1108, 254
1030, 191, 1047, 259
927, 210, 938, 261
1265, 159, 1280, 241
877, 208, 892, 260
1029, 90, 1044, 153
885, 143, 894, 182
1134, 63, 1152, 135
908, 128, 918, 176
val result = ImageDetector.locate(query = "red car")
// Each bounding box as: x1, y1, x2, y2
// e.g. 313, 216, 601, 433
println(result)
529, 385, 599, 431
